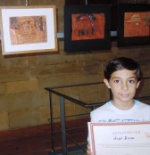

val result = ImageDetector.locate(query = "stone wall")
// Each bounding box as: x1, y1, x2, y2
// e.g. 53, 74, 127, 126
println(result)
0, 0, 149, 131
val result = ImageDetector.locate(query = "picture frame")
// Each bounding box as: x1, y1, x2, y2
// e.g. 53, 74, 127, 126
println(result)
0, 6, 58, 55
64, 5, 111, 53
65, 0, 118, 31
117, 4, 150, 47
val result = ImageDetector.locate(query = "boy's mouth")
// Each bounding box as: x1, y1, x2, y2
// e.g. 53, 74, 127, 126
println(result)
120, 94, 130, 98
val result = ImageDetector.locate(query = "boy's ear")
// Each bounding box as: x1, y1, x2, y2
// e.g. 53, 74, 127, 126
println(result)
103, 79, 111, 89
136, 81, 141, 89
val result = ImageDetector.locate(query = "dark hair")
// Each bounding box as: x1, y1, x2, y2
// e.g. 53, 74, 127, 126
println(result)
104, 57, 142, 81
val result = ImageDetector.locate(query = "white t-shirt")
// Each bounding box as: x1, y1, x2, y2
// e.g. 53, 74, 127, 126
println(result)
91, 100, 150, 123
88, 100, 150, 144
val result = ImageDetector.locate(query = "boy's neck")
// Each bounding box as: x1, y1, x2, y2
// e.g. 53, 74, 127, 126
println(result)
111, 99, 135, 110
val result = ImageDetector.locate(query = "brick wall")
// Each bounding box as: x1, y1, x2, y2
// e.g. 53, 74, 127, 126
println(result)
0, 0, 149, 131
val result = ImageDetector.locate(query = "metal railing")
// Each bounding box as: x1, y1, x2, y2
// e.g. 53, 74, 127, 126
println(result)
45, 78, 150, 155
45, 82, 108, 155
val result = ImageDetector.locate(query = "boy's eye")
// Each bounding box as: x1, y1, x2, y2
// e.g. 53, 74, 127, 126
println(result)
114, 80, 120, 83
129, 80, 136, 84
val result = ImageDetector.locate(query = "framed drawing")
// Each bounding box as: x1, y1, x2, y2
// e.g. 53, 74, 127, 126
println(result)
117, 4, 150, 47
65, 0, 118, 31
0, 6, 58, 55
64, 5, 111, 53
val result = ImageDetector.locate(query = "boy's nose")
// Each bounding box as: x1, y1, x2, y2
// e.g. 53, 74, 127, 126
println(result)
122, 82, 128, 90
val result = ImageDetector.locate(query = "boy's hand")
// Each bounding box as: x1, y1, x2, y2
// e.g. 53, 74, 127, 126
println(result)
87, 144, 91, 155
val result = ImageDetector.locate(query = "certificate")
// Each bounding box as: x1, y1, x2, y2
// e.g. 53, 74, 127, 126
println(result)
88, 122, 150, 155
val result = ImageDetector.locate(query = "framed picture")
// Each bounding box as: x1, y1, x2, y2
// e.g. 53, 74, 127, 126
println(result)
65, 0, 118, 31
117, 4, 150, 47
0, 6, 58, 55
64, 5, 111, 53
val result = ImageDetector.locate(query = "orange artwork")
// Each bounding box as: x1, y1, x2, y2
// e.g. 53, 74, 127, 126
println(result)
9, 16, 47, 45
124, 12, 150, 37
71, 13, 105, 40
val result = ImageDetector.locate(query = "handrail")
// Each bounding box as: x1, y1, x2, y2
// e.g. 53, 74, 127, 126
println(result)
45, 87, 106, 109
45, 81, 104, 89
45, 86, 150, 110
45, 88, 89, 108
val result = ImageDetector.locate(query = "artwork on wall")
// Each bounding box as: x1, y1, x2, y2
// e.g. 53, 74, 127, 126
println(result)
117, 4, 150, 47
64, 5, 111, 53
0, 6, 58, 55
65, 0, 118, 31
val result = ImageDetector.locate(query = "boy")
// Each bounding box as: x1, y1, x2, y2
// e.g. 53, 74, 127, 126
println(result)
87, 57, 150, 155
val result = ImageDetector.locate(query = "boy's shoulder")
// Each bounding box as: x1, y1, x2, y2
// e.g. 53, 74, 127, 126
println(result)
91, 100, 111, 114
136, 100, 150, 108
91, 100, 150, 115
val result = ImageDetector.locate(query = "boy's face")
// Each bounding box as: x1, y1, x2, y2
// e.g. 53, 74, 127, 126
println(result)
103, 69, 140, 108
